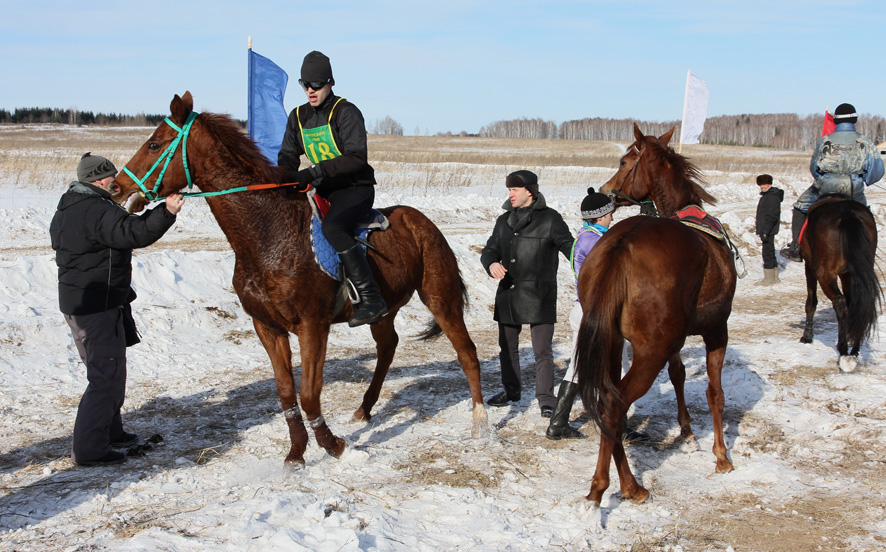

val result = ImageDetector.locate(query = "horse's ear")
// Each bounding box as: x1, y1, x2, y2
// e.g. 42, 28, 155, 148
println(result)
659, 127, 675, 145
169, 92, 194, 124
633, 122, 644, 142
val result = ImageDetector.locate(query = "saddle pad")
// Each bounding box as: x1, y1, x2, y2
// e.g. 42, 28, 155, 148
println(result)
307, 189, 390, 280
668, 205, 726, 243
798, 218, 809, 245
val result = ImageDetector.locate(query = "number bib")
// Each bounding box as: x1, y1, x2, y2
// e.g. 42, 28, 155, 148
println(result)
298, 98, 346, 163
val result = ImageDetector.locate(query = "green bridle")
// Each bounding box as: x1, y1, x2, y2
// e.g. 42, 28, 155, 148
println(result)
122, 112, 198, 201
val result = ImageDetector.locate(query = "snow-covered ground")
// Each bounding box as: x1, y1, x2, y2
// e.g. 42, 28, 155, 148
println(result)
1, 152, 885, 551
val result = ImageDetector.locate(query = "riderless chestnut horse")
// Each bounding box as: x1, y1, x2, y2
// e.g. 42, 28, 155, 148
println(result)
575, 123, 737, 506
112, 92, 488, 466
799, 197, 882, 373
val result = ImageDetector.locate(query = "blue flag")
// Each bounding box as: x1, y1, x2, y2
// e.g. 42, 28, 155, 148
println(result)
248, 49, 289, 164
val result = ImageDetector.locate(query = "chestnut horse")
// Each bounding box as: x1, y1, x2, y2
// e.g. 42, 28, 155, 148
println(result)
799, 197, 882, 372
112, 92, 488, 466
575, 123, 737, 506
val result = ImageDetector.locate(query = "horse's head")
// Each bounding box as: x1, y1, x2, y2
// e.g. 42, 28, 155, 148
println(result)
112, 92, 198, 212
600, 123, 713, 216
600, 123, 675, 207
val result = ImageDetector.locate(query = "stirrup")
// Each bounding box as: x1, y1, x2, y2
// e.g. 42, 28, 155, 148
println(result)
345, 277, 361, 304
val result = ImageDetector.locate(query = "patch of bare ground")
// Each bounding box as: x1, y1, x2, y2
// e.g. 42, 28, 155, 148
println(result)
681, 494, 868, 552
395, 442, 498, 489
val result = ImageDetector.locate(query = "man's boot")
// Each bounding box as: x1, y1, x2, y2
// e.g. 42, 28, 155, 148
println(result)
780, 208, 805, 262
338, 244, 388, 327
545, 381, 587, 440
757, 267, 779, 286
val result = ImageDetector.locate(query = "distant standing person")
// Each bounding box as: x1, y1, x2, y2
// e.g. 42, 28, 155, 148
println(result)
781, 103, 884, 261
754, 174, 783, 285
50, 153, 184, 466
546, 187, 614, 439
480, 170, 574, 417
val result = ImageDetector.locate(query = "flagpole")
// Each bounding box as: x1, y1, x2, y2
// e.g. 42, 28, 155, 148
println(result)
247, 36, 253, 138
679, 70, 690, 154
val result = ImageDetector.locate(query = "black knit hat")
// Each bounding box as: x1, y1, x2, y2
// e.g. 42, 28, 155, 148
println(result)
581, 187, 614, 220
77, 152, 117, 183
834, 103, 857, 124
756, 174, 773, 185
505, 170, 539, 197
301, 51, 334, 84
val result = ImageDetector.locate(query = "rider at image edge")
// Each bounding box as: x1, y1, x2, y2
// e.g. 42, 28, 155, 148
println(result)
781, 102, 884, 262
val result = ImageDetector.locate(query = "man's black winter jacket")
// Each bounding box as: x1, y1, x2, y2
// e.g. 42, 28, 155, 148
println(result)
50, 181, 176, 315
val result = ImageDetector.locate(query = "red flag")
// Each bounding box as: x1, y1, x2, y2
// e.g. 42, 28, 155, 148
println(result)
821, 110, 835, 136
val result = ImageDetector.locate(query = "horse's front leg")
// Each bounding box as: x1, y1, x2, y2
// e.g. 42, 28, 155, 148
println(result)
352, 313, 399, 422
252, 319, 308, 466
667, 353, 693, 439
800, 263, 818, 344
298, 324, 346, 458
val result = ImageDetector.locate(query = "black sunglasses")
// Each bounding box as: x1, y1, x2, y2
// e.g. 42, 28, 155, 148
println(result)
298, 79, 330, 91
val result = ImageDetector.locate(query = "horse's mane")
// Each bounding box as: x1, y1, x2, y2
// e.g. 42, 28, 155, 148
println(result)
199, 112, 284, 185
645, 137, 717, 207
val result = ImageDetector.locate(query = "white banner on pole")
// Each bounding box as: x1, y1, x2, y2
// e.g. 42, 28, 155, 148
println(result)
680, 70, 709, 146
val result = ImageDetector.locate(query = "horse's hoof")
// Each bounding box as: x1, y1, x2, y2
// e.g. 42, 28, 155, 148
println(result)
471, 407, 490, 439
284, 456, 306, 469
715, 458, 734, 474
326, 437, 347, 458
839, 355, 859, 373
625, 486, 650, 504
352, 408, 371, 422
800, 335, 813, 344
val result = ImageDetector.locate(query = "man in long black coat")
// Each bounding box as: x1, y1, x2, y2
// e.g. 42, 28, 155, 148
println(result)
480, 170, 573, 416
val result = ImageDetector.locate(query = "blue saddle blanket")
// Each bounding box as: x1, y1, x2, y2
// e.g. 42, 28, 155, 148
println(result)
308, 190, 389, 280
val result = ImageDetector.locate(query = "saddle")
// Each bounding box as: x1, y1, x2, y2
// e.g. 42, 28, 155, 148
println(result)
307, 189, 389, 281
668, 205, 727, 245
668, 205, 747, 279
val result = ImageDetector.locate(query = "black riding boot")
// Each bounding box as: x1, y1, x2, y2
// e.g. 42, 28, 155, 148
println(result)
780, 208, 806, 262
338, 244, 388, 327
545, 381, 587, 440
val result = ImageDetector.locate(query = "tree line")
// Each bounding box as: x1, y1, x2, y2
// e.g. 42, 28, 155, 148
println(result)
481, 113, 886, 150
5, 106, 886, 150
0, 107, 173, 126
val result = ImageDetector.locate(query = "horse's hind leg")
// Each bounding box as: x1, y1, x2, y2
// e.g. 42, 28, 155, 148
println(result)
421, 289, 489, 438
703, 328, 733, 474
297, 324, 346, 458
801, 262, 818, 344
352, 312, 400, 422
608, 351, 669, 504
252, 319, 309, 466
667, 353, 694, 439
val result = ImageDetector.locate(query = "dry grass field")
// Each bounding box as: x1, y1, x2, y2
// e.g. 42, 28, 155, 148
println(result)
0, 123, 812, 192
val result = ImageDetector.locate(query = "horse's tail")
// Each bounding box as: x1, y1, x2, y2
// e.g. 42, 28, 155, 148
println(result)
841, 212, 882, 345
416, 271, 470, 341
575, 240, 629, 435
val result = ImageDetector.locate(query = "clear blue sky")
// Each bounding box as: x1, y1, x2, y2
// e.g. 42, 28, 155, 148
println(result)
3, 0, 885, 135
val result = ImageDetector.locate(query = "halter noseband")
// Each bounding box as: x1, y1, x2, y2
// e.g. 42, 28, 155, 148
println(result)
122, 112, 198, 201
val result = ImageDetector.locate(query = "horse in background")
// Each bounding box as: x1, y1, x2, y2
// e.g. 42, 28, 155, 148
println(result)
799, 197, 882, 372
575, 123, 737, 506
112, 92, 488, 466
